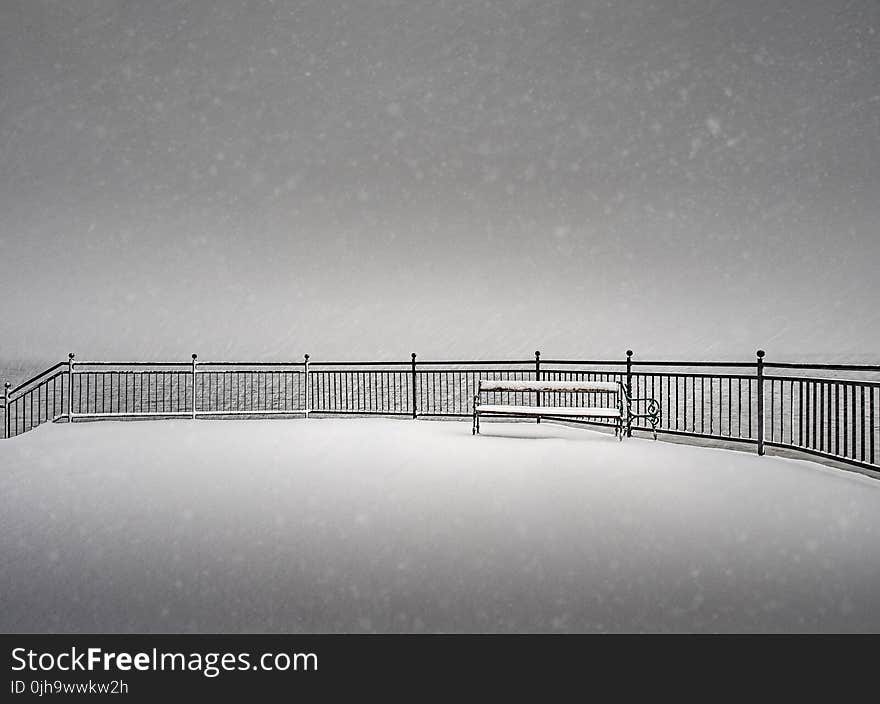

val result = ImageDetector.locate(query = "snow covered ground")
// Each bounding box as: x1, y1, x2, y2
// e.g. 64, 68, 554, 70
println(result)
2, 417, 879, 633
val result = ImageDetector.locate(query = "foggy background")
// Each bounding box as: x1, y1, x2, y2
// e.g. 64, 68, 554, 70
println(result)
1, 0, 878, 369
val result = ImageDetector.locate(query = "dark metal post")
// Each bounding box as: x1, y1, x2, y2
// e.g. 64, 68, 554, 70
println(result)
67, 353, 75, 423
757, 349, 765, 456
304, 354, 310, 417
191, 354, 198, 419
3, 382, 10, 439
535, 350, 541, 424
626, 350, 633, 437
411, 353, 417, 419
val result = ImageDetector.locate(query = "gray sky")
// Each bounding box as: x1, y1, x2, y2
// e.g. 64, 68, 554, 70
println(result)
1, 0, 878, 363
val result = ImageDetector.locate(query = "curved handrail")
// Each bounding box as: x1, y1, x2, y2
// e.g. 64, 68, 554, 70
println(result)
10, 362, 67, 397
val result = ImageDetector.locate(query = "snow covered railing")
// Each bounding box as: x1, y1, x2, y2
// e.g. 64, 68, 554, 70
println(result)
471, 378, 660, 439
1, 351, 878, 478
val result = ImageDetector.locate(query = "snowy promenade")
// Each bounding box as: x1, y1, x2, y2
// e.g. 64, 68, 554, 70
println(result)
2, 418, 879, 632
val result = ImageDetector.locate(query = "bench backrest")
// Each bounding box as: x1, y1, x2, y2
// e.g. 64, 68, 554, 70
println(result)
478, 379, 621, 394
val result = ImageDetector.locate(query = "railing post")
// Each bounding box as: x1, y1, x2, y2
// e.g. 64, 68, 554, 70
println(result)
191, 354, 198, 419
535, 350, 541, 424
411, 353, 417, 419
626, 350, 633, 437
757, 349, 765, 456
67, 353, 75, 423
3, 381, 10, 439
304, 354, 310, 417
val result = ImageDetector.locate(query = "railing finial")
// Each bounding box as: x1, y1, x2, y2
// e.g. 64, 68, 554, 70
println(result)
626, 349, 633, 358
756, 349, 765, 359
192, 353, 198, 360
411, 352, 416, 361
68, 352, 75, 360
304, 353, 310, 362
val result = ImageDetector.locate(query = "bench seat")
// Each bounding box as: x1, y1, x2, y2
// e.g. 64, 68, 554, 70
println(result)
472, 376, 659, 439
475, 404, 621, 418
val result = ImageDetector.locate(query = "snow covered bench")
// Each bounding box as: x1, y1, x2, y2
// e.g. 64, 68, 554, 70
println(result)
472, 379, 659, 440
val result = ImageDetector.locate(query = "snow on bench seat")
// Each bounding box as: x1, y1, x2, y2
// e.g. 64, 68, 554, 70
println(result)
478, 380, 619, 393
475, 404, 621, 418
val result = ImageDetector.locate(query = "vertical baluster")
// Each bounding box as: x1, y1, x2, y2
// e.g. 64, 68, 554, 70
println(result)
870, 386, 876, 466
681, 375, 687, 432
744, 377, 751, 439
859, 385, 866, 462
770, 379, 775, 443
805, 381, 811, 449
827, 382, 833, 455
812, 381, 818, 452
849, 384, 856, 458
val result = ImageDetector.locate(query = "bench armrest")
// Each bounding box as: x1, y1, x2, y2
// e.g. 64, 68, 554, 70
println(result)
629, 397, 660, 418
628, 398, 661, 437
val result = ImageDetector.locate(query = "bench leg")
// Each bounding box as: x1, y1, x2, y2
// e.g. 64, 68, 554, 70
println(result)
618, 418, 624, 442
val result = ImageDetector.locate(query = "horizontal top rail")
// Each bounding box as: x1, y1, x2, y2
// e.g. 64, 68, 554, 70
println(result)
626, 370, 755, 380
415, 359, 538, 366
307, 360, 411, 367
538, 359, 627, 366
544, 360, 756, 368
630, 360, 756, 368
197, 361, 306, 368
764, 374, 880, 388
763, 361, 880, 372
308, 360, 544, 367
76, 361, 192, 368
314, 359, 540, 366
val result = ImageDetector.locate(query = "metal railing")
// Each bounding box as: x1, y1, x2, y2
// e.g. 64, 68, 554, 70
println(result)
2, 351, 878, 476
